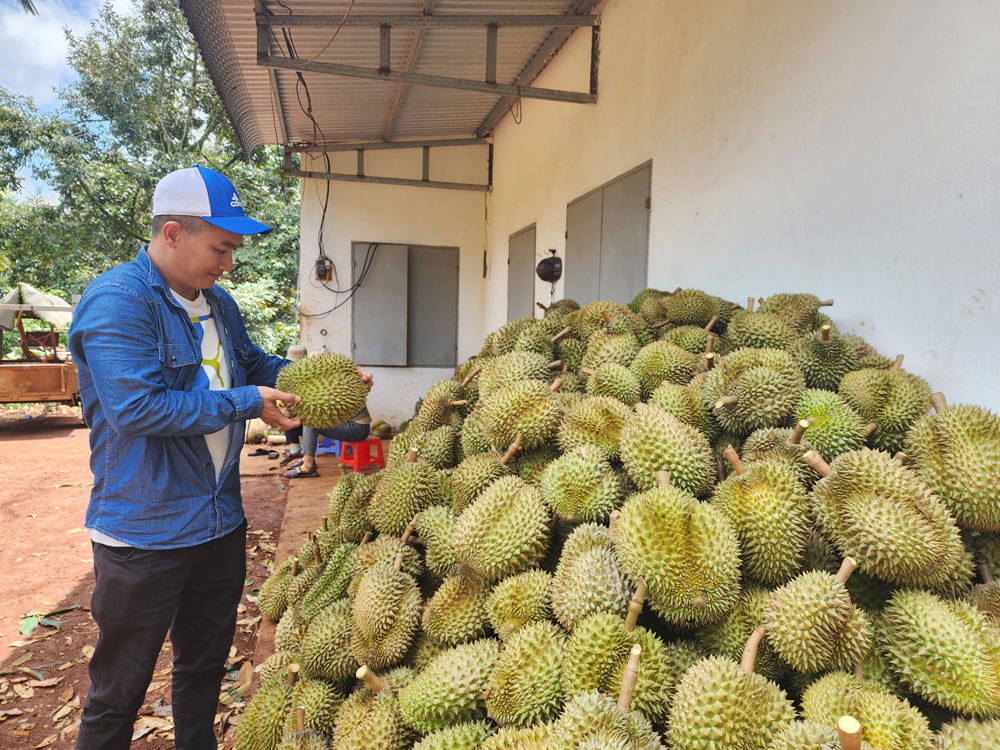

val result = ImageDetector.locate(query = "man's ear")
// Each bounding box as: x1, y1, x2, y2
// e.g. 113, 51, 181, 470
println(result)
161, 220, 185, 247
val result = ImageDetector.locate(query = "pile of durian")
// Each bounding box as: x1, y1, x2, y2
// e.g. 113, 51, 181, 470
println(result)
239, 290, 1000, 750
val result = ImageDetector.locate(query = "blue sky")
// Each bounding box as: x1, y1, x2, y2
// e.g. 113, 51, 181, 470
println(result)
1, 0, 134, 200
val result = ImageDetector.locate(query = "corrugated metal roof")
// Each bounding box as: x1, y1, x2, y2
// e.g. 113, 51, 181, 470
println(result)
179, 0, 599, 153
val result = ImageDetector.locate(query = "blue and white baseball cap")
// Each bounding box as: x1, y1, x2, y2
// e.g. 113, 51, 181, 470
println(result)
152, 165, 271, 235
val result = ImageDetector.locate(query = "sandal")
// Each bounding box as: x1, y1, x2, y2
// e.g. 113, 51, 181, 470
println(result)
279, 450, 303, 466
284, 465, 319, 478
246, 447, 271, 457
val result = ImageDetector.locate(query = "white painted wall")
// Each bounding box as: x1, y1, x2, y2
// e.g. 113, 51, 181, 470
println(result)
484, 0, 1000, 410
299, 0, 1000, 415
296, 146, 489, 425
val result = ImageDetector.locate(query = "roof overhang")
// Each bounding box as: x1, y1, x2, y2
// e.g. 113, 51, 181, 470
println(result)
180, 0, 601, 154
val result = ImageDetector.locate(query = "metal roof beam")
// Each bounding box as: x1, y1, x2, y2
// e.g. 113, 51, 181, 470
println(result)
259, 14, 598, 28
288, 138, 489, 153
259, 54, 596, 104
383, 0, 439, 141
282, 167, 488, 192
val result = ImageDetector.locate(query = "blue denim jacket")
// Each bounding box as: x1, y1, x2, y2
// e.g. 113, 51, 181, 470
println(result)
68, 247, 288, 549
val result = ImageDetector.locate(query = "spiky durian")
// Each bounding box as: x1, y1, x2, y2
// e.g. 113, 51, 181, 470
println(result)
259, 651, 296, 685
726, 309, 798, 350
298, 599, 356, 682
259, 557, 297, 623
412, 721, 494, 750
696, 586, 786, 682
282, 678, 342, 738
770, 720, 875, 750
331, 666, 415, 750
662, 288, 715, 327
758, 293, 832, 333
548, 688, 661, 750
486, 620, 566, 727
486, 569, 553, 640
236, 667, 295, 750
348, 535, 423, 598
711, 452, 812, 585
349, 558, 422, 670
764, 558, 872, 674
905, 402, 1000, 532
460, 405, 492, 457
514, 444, 562, 485
478, 352, 555, 399
367, 449, 439, 536
584, 362, 642, 406
808, 448, 970, 587
414, 504, 459, 579
613, 475, 741, 626
450, 475, 551, 581
275, 353, 368, 428
630, 340, 699, 398
647, 381, 718, 440
550, 523, 631, 631
839, 367, 930, 453
334, 472, 378, 543
618, 403, 715, 496
557, 337, 586, 373
793, 389, 868, 462
795, 325, 860, 391
703, 347, 805, 435
397, 638, 499, 733
881, 589, 1000, 717
421, 565, 491, 647
841, 333, 895, 370
581, 328, 640, 371
539, 445, 623, 523
513, 324, 557, 360
298, 543, 357, 623
801, 671, 935, 750
481, 379, 563, 452
479, 723, 553, 750
740, 423, 820, 487
561, 611, 633, 697
451, 439, 521, 514
935, 717, 1000, 748
557, 395, 631, 459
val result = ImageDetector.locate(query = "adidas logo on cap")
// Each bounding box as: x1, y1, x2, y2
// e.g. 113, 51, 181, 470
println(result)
230, 192, 242, 208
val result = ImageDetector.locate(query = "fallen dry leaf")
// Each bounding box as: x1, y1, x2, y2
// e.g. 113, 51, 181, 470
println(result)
52, 704, 74, 722
12, 684, 34, 699
34, 734, 58, 749
59, 687, 74, 702
57, 662, 74, 671
145, 681, 166, 693
27, 677, 62, 688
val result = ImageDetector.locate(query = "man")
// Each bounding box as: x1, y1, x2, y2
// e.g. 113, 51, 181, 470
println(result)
68, 165, 368, 748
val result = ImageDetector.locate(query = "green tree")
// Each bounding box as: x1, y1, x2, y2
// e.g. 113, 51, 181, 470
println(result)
0, 0, 301, 354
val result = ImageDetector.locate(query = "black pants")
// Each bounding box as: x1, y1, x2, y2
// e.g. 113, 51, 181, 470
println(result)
76, 521, 246, 750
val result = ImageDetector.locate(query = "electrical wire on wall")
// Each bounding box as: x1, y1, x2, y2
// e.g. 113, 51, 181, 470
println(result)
266, 0, 360, 319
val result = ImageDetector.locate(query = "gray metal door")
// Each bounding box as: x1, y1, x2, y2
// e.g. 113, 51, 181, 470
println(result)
507, 225, 537, 322
599, 164, 650, 304
408, 245, 460, 367
565, 190, 603, 304
351, 243, 408, 366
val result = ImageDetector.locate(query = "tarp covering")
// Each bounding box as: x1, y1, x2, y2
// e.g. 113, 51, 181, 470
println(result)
0, 283, 74, 330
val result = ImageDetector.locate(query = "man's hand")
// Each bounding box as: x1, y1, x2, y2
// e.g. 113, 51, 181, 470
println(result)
258, 386, 301, 431
358, 368, 374, 392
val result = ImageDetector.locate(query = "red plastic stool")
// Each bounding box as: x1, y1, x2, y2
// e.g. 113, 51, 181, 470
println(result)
340, 436, 385, 472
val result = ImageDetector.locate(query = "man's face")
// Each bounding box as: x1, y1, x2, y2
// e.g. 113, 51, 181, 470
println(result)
169, 222, 244, 290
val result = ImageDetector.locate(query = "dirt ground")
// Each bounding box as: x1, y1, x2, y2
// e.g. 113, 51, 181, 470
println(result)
0, 406, 302, 749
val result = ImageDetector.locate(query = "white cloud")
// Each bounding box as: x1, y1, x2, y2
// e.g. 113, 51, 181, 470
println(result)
0, 0, 135, 109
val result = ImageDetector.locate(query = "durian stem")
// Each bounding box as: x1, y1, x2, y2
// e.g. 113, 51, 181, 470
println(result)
802, 450, 832, 477
551, 326, 572, 343
703, 315, 718, 332
408, 447, 419, 463
290, 558, 299, 576
853, 661, 865, 680
601, 310, 614, 326
837, 715, 862, 750
705, 333, 715, 354
728, 302, 742, 311
550, 378, 564, 393
537, 301, 548, 312
820, 324, 832, 342
716, 456, 726, 483
747, 297, 755, 313
321, 517, 328, 532
616, 644, 642, 714
819, 299, 834, 307
501, 434, 524, 466
460, 366, 482, 388
548, 360, 564, 370
673, 287, 682, 294
356, 665, 386, 695
650, 319, 671, 330
654, 470, 671, 487
722, 445, 746, 476
891, 354, 904, 369
715, 395, 738, 409
930, 392, 947, 412
863, 422, 877, 438
392, 550, 405, 571
979, 563, 995, 585
704, 352, 716, 371
401, 516, 418, 546
562, 363, 569, 373
894, 451, 909, 465
286, 663, 299, 687
360, 531, 374, 545
312, 535, 322, 566
449, 400, 468, 407
608, 509, 620, 538
624, 579, 648, 631
296, 706, 305, 733
740, 626, 766, 673
580, 367, 597, 376
835, 557, 858, 584
788, 419, 811, 446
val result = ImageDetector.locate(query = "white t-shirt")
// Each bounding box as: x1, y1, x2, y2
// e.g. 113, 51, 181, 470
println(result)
90, 289, 232, 547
